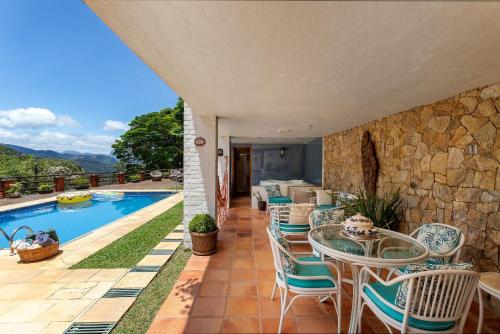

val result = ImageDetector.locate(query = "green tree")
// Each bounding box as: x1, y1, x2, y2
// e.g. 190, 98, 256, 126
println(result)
112, 97, 184, 171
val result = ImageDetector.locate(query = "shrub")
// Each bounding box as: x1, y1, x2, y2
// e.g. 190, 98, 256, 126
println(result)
6, 182, 22, 196
342, 189, 402, 230
188, 214, 218, 234
38, 183, 53, 192
45, 166, 72, 176
130, 174, 141, 182
71, 177, 89, 188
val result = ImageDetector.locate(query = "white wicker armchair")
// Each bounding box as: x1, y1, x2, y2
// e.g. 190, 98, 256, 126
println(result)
359, 267, 479, 334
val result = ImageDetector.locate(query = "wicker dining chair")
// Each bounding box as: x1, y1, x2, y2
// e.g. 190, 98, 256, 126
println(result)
267, 226, 342, 334
360, 266, 479, 334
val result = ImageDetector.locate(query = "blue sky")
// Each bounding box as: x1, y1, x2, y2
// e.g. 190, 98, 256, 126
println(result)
0, 0, 178, 154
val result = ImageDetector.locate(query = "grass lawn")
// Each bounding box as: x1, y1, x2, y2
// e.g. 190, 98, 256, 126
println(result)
112, 245, 191, 334
71, 202, 183, 269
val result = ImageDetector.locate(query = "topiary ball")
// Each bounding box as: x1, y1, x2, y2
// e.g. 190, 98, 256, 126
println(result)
188, 214, 218, 233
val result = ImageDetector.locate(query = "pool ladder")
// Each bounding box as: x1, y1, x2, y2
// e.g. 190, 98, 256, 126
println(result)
0, 226, 34, 256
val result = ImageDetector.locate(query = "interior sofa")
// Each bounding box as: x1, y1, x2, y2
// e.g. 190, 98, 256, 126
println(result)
251, 179, 321, 208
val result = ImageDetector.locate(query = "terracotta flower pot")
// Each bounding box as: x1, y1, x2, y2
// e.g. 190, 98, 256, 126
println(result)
190, 229, 219, 256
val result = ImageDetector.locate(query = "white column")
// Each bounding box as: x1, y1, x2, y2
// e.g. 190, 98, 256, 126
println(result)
183, 103, 217, 247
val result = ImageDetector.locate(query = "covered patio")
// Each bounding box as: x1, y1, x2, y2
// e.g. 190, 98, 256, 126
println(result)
146, 197, 499, 334
84, 1, 500, 333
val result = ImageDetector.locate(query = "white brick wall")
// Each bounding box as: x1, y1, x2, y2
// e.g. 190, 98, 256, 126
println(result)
183, 103, 217, 247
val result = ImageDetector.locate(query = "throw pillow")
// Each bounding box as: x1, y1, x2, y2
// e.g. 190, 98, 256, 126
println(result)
310, 208, 344, 228
289, 204, 315, 225
269, 225, 296, 274
416, 224, 461, 256
264, 184, 282, 197
316, 190, 333, 206
394, 261, 473, 310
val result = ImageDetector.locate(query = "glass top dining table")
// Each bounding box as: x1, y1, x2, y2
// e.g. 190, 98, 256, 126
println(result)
308, 224, 429, 333
308, 224, 429, 268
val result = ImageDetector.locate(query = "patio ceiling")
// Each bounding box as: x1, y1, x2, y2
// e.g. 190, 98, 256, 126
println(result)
85, 1, 500, 138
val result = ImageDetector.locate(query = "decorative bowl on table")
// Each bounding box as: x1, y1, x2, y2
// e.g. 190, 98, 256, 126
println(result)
342, 213, 376, 238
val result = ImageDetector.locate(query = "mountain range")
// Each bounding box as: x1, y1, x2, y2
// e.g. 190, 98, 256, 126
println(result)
2, 144, 117, 173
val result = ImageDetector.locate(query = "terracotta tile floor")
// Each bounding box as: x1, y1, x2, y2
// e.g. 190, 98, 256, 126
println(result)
148, 197, 500, 333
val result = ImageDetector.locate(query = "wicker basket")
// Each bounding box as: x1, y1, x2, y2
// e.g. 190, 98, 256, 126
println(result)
17, 242, 60, 262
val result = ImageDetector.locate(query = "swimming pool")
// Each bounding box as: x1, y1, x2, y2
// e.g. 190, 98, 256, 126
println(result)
0, 192, 172, 248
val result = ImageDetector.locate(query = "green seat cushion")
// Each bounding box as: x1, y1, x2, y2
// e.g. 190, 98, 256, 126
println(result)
278, 223, 310, 233
285, 256, 336, 289
317, 204, 338, 210
363, 282, 455, 331
269, 196, 293, 204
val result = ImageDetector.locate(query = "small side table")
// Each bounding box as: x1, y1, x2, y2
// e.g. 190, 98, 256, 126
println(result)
477, 272, 500, 333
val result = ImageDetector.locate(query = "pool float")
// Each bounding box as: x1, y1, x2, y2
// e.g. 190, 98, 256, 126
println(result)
56, 191, 92, 204
93, 191, 125, 202
57, 200, 92, 212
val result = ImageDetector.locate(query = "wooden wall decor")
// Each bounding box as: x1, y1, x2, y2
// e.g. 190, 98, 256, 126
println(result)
361, 131, 378, 194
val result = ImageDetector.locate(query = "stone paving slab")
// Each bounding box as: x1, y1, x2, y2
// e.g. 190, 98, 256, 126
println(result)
73, 223, 185, 327
76, 297, 136, 323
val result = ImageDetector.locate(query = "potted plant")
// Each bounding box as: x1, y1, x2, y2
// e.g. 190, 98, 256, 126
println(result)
71, 177, 90, 190
188, 214, 219, 256
253, 192, 266, 211
342, 189, 402, 230
130, 174, 141, 183
37, 183, 53, 194
6, 182, 22, 198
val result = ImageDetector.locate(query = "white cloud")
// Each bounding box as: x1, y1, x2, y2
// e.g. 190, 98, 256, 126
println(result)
56, 115, 80, 128
0, 128, 23, 140
0, 107, 80, 129
104, 120, 129, 131
0, 130, 116, 154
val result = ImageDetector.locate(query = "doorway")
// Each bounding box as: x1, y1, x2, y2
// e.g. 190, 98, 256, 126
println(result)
231, 147, 251, 196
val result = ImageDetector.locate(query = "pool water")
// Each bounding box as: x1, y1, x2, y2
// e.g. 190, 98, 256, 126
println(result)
0, 192, 172, 248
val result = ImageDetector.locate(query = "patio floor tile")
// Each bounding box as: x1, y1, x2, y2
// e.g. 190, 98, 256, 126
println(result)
0, 322, 49, 334
112, 271, 157, 288
191, 297, 226, 317
227, 281, 258, 298
185, 317, 224, 333
137, 254, 172, 267
77, 297, 135, 322
222, 317, 260, 333
57, 269, 100, 283
49, 281, 98, 300
34, 299, 94, 321
261, 318, 298, 333
225, 297, 259, 317
39, 321, 73, 334
199, 281, 228, 297
88, 268, 128, 282
0, 301, 54, 323
28, 269, 73, 283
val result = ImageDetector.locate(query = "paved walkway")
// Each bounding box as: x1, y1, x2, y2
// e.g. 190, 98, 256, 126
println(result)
148, 196, 500, 333
0, 179, 180, 207
0, 191, 183, 333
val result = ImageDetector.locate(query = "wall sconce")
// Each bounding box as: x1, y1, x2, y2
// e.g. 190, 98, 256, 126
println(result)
279, 147, 288, 159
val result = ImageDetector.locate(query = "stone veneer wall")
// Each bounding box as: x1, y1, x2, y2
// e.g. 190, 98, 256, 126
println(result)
323, 83, 500, 269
